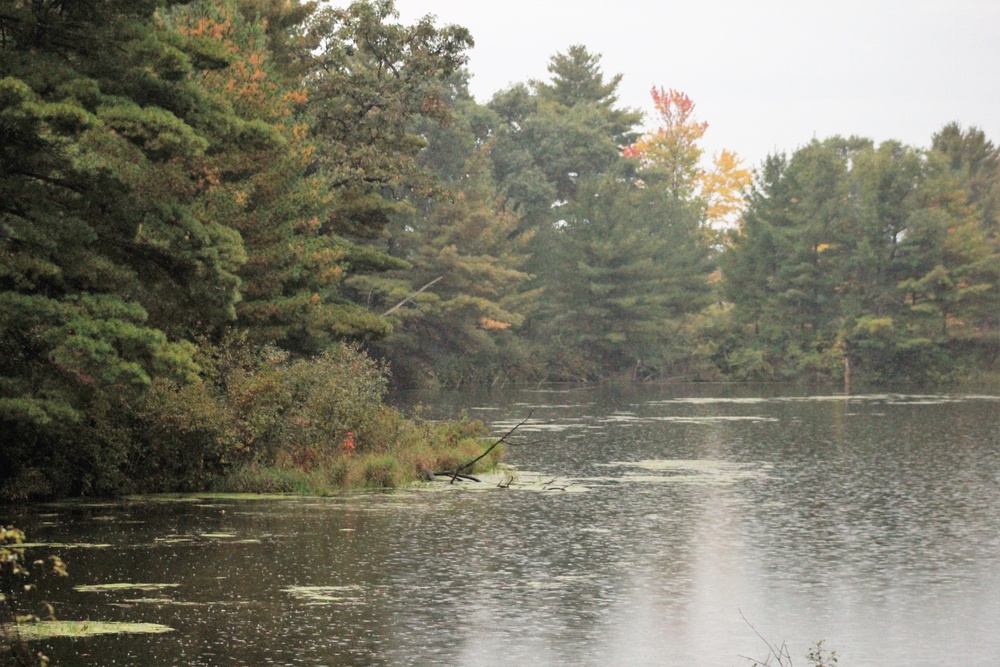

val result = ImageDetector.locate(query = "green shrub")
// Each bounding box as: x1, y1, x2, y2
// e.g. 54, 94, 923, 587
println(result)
1, 332, 504, 497
361, 455, 403, 488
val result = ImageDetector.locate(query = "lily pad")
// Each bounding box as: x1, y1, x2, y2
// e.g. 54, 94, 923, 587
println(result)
9, 620, 173, 640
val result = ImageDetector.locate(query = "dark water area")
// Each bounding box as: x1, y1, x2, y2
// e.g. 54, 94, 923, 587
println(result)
4, 385, 1000, 666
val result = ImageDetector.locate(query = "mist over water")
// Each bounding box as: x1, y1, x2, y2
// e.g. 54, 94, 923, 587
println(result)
9, 385, 1000, 666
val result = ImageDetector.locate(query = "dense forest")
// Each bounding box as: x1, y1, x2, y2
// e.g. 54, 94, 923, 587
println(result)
1, 0, 997, 496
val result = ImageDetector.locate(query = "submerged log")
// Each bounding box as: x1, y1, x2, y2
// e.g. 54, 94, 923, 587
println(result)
430, 471, 480, 482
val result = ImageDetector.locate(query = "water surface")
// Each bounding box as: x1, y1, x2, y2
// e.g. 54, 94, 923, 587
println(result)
7, 385, 1000, 666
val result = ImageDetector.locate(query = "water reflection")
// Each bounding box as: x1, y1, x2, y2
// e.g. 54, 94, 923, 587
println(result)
4, 387, 1000, 666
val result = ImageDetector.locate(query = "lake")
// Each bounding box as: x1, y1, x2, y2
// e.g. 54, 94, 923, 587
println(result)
5, 384, 1000, 666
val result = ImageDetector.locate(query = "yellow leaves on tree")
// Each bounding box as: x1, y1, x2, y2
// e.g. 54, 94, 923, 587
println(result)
701, 149, 751, 227
624, 86, 751, 228
478, 317, 512, 331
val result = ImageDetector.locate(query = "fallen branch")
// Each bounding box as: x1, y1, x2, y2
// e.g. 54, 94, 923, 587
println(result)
442, 411, 533, 484
428, 471, 481, 483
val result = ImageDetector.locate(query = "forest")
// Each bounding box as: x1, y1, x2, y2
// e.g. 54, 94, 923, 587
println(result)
1, 0, 997, 497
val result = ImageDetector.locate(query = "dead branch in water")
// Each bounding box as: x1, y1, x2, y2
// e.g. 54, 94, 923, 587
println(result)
437, 411, 533, 484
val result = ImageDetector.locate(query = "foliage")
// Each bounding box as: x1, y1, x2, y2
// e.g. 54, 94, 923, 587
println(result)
212, 411, 494, 493
747, 638, 839, 667
126, 339, 396, 491
534, 170, 713, 379
0, 0, 265, 493
289, 0, 473, 342
1, 0, 998, 497
0, 0, 498, 497
624, 86, 752, 228
721, 134, 999, 384
352, 76, 536, 386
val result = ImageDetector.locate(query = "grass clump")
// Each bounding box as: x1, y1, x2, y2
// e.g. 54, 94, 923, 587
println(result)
212, 412, 496, 494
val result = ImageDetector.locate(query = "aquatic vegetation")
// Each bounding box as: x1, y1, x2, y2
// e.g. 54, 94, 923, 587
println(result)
648, 393, 1000, 406
121, 598, 206, 606
10, 620, 173, 640
595, 459, 768, 485
17, 543, 112, 550
74, 583, 180, 593
282, 585, 363, 605
2, 527, 68, 663
488, 418, 590, 433
598, 414, 778, 424
416, 470, 590, 493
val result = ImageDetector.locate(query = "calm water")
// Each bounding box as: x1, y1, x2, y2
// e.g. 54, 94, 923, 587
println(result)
5, 385, 1000, 666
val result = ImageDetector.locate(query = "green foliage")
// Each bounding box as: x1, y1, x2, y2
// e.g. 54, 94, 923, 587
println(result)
533, 170, 713, 379
212, 410, 493, 494
3, 0, 998, 498
0, 0, 497, 496
9, 333, 495, 496
356, 98, 536, 386
0, 0, 257, 480
485, 46, 640, 219
721, 134, 999, 384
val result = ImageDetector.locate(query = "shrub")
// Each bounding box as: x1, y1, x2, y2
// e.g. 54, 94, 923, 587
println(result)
2, 331, 504, 497
361, 455, 403, 488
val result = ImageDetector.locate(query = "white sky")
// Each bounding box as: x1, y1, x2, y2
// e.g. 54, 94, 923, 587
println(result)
392, 0, 1000, 170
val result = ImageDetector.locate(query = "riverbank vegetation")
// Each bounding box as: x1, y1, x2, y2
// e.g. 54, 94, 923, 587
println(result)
2, 0, 997, 498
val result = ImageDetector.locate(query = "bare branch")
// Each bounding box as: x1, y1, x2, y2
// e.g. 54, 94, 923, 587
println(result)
380, 275, 444, 316
443, 411, 533, 484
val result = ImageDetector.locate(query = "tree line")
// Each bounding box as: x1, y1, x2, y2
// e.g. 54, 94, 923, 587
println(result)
1, 0, 997, 495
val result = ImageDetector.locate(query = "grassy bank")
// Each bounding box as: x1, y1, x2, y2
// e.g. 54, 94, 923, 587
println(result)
211, 416, 504, 494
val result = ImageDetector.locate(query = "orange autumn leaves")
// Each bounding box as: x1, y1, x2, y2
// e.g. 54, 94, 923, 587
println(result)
624, 86, 751, 227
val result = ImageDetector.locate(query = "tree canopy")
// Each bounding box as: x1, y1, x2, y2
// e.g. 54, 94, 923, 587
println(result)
1, 0, 997, 496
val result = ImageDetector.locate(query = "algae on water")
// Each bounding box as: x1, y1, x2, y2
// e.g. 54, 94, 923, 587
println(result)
74, 583, 181, 593
10, 620, 173, 640
283, 585, 363, 604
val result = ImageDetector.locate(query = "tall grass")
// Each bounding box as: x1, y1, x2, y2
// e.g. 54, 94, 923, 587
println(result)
212, 413, 500, 494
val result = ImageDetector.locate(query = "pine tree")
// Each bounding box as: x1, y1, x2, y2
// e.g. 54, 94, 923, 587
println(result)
537, 170, 712, 379
0, 0, 271, 490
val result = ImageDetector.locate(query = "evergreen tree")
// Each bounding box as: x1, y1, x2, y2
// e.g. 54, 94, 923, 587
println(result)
295, 0, 472, 341
537, 170, 712, 379
0, 0, 271, 490
722, 134, 999, 383
349, 76, 535, 385
486, 46, 640, 220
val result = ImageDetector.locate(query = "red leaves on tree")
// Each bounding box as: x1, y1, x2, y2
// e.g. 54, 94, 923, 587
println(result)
624, 86, 750, 227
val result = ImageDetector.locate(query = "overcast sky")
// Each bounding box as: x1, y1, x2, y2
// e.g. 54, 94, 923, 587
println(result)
392, 0, 1000, 170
